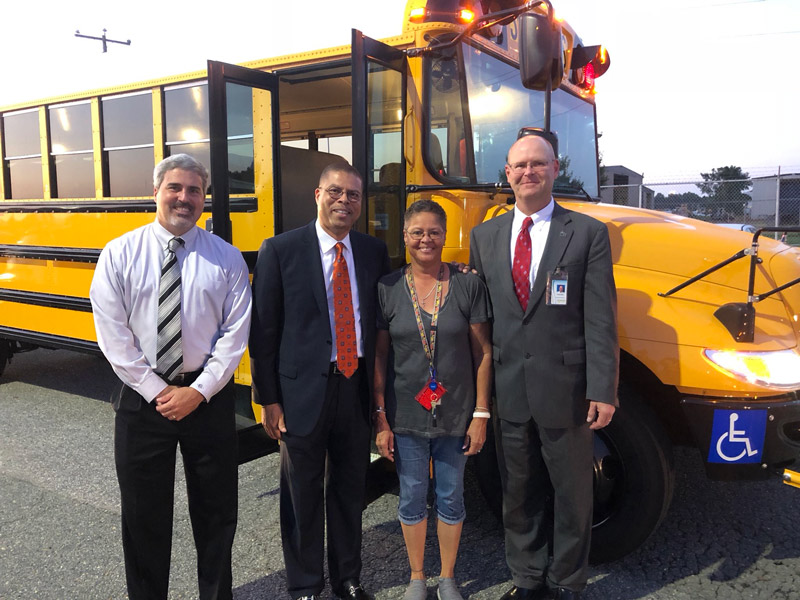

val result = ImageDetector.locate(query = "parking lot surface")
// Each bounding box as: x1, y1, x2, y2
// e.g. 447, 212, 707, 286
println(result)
1, 349, 799, 599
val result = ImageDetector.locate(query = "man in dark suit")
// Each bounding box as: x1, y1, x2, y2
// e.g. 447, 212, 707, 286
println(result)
469, 131, 619, 600
249, 162, 390, 600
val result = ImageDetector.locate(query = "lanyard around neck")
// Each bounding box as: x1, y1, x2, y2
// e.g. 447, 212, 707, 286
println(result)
406, 263, 445, 370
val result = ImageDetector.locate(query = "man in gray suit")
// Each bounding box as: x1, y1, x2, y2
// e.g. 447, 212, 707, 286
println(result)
469, 131, 619, 600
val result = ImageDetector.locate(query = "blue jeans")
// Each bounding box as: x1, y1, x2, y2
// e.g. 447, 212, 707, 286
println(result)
394, 434, 468, 526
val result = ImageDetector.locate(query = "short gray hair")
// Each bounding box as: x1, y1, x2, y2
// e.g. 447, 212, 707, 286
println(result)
153, 154, 209, 192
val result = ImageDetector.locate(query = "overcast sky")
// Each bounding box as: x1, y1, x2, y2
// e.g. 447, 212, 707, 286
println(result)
2, 0, 798, 181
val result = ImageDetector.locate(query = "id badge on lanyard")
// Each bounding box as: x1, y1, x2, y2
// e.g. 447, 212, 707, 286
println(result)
546, 267, 568, 306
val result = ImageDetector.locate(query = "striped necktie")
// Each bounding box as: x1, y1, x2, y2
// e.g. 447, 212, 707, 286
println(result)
157, 236, 184, 380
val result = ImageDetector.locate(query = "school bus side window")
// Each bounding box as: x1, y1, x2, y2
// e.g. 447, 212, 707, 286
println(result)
164, 83, 211, 179
102, 92, 154, 197
3, 110, 42, 200
50, 101, 93, 198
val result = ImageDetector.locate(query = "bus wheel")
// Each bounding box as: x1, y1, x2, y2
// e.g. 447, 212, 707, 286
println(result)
590, 384, 675, 563
472, 383, 675, 565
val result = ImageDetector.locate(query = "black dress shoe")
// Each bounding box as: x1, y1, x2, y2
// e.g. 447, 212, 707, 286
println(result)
499, 585, 548, 600
550, 588, 581, 600
336, 578, 370, 600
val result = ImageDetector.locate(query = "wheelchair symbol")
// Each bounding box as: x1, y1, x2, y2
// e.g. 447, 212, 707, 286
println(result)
715, 412, 758, 462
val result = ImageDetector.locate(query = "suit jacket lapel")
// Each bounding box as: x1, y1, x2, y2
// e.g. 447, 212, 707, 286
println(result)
527, 203, 573, 315
492, 212, 524, 316
305, 222, 329, 321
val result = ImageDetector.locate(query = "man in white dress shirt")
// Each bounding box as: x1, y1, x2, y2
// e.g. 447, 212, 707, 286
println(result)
90, 154, 252, 600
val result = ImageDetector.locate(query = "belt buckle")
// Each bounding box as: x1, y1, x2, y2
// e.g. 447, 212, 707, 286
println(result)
331, 362, 343, 375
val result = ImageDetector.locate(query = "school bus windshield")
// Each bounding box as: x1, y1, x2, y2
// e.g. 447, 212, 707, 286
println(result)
425, 40, 600, 197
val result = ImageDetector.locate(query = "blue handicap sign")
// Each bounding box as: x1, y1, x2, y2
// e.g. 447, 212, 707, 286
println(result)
708, 409, 768, 464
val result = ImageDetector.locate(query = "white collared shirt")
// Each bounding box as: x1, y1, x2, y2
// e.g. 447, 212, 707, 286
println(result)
510, 198, 554, 287
315, 220, 364, 361
90, 220, 252, 402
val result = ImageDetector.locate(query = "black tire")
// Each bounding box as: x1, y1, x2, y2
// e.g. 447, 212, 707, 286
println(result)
590, 383, 675, 563
472, 383, 675, 564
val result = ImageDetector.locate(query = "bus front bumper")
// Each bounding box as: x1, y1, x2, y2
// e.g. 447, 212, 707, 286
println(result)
681, 393, 800, 481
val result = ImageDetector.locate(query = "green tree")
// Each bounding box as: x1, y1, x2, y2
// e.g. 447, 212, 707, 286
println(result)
696, 165, 752, 220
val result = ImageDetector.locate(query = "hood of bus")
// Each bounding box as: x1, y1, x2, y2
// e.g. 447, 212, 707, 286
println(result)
561, 201, 800, 394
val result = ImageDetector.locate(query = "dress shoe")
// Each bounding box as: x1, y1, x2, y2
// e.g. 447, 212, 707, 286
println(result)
336, 578, 370, 600
499, 584, 548, 600
549, 588, 581, 600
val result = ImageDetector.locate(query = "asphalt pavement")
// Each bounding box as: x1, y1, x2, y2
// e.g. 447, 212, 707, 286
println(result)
1, 348, 798, 599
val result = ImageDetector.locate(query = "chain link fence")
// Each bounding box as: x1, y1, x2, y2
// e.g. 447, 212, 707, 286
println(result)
600, 166, 800, 244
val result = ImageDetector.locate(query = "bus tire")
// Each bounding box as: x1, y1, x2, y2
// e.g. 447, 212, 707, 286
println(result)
590, 383, 675, 563
472, 383, 675, 565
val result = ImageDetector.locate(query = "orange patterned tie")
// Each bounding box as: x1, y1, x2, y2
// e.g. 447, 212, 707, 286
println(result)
333, 242, 358, 378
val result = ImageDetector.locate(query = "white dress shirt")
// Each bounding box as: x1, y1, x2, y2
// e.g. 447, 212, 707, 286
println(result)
90, 220, 252, 403
315, 220, 364, 361
510, 198, 555, 288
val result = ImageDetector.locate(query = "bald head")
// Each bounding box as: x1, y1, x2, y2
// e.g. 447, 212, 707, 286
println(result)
505, 135, 559, 215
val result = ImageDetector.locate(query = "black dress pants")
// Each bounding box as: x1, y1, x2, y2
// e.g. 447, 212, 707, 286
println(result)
114, 380, 238, 600
495, 416, 593, 592
279, 365, 371, 599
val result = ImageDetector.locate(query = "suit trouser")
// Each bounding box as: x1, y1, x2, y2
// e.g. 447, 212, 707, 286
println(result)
114, 380, 238, 600
495, 416, 593, 592
279, 366, 371, 599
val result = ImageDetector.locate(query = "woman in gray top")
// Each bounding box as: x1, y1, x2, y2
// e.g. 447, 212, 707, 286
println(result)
373, 200, 492, 600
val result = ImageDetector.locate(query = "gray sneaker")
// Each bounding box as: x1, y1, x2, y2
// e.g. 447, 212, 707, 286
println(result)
403, 579, 427, 600
437, 577, 463, 600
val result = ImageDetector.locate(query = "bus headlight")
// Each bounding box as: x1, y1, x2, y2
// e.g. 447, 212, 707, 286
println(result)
703, 348, 800, 390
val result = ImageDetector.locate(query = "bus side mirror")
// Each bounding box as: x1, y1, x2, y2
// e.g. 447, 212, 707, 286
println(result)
518, 12, 563, 91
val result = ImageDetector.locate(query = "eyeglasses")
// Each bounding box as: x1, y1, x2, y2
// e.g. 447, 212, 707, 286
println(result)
508, 160, 552, 174
323, 186, 362, 202
405, 229, 445, 241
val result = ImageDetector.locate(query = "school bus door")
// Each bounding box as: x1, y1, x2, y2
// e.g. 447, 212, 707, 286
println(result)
351, 31, 408, 268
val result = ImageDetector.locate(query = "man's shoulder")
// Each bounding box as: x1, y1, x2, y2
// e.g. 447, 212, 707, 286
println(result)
194, 227, 247, 264
472, 211, 511, 243
266, 222, 314, 250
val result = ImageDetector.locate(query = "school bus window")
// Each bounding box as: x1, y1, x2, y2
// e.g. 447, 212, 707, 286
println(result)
224, 83, 255, 195
165, 83, 211, 177
102, 92, 154, 197
3, 109, 43, 200
49, 101, 94, 198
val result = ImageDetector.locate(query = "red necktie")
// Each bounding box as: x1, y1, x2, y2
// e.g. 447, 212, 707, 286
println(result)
512, 216, 533, 311
333, 242, 358, 378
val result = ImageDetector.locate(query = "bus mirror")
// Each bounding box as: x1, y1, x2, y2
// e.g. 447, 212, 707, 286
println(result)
518, 12, 563, 91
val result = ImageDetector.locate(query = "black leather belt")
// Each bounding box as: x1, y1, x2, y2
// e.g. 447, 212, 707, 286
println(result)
329, 358, 365, 376
158, 369, 203, 387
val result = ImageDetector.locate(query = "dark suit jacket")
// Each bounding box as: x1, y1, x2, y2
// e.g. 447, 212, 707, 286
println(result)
469, 203, 619, 429
249, 221, 391, 437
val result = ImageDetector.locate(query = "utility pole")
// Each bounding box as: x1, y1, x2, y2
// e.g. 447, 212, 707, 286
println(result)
74, 29, 131, 53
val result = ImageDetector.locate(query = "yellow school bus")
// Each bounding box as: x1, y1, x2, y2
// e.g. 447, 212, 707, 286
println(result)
1, 0, 799, 563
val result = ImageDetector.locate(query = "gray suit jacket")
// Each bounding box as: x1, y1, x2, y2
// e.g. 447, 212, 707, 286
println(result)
469, 203, 619, 428
249, 221, 391, 437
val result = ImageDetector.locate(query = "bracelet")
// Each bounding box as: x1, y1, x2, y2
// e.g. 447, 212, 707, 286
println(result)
474, 406, 490, 412
373, 406, 386, 414
473, 409, 490, 418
